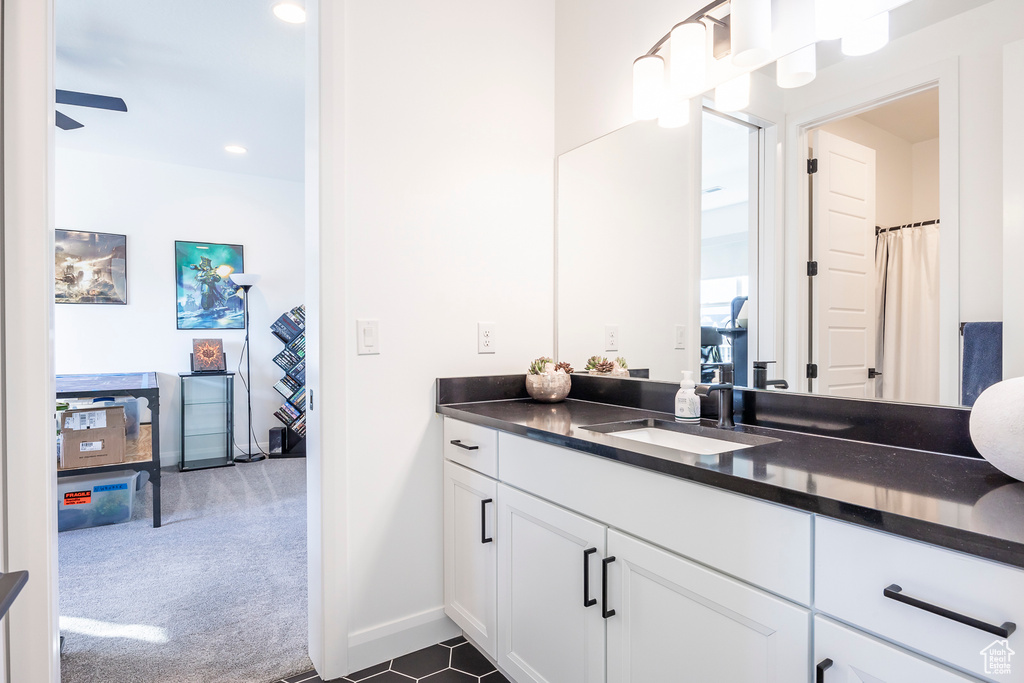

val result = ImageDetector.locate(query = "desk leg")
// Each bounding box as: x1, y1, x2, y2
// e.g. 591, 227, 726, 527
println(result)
152, 465, 161, 528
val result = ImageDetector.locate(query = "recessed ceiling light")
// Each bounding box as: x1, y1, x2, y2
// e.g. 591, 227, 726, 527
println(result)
225, 145, 247, 154
273, 2, 306, 24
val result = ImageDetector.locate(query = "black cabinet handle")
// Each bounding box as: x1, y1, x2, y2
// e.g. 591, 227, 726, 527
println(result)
480, 499, 493, 544
883, 584, 1016, 638
583, 548, 597, 607
602, 556, 616, 619
816, 658, 833, 683
450, 439, 479, 451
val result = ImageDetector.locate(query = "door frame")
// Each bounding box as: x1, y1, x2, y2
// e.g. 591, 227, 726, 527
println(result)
1, 1, 348, 680
784, 59, 960, 403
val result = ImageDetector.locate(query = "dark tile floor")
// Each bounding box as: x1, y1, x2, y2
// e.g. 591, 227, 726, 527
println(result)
275, 636, 509, 683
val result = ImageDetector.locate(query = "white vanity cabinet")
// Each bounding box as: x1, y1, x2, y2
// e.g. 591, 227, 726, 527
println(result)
605, 529, 809, 683
496, 483, 608, 683
443, 459, 498, 658
813, 616, 981, 682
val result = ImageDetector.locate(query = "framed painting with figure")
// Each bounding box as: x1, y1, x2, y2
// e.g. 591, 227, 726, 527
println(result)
174, 241, 245, 330
54, 230, 128, 304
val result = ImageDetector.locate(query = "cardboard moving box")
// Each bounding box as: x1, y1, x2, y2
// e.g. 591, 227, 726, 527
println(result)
60, 406, 126, 469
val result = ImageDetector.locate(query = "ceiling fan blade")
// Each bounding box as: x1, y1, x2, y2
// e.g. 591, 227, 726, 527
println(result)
56, 111, 85, 131
56, 89, 127, 112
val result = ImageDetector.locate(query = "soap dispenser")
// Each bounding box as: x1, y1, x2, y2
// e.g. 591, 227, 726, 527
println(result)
675, 370, 700, 423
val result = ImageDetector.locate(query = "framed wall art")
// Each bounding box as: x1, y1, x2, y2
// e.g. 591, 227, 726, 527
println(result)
174, 241, 245, 330
55, 230, 128, 304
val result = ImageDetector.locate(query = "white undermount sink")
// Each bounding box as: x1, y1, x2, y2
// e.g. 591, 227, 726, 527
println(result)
608, 427, 755, 455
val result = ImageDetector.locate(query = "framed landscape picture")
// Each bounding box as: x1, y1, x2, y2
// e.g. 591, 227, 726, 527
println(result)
174, 241, 245, 330
54, 230, 128, 304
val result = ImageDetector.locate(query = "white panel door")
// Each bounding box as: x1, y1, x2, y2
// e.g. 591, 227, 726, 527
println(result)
814, 616, 981, 682
497, 484, 607, 683
606, 529, 810, 683
812, 130, 877, 397
443, 461, 498, 658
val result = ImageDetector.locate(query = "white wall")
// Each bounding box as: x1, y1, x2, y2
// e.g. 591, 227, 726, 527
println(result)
912, 138, 940, 223
54, 148, 304, 466
330, 0, 556, 672
1004, 39, 1024, 378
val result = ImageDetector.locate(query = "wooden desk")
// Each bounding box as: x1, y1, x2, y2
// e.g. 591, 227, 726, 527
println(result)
56, 372, 162, 528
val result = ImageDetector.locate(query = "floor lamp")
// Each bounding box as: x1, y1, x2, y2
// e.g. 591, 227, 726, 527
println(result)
230, 273, 265, 463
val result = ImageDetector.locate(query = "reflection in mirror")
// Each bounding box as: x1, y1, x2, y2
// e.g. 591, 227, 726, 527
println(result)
556, 0, 1018, 408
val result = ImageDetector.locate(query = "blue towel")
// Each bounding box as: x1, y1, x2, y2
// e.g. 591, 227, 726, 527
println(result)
962, 322, 1002, 406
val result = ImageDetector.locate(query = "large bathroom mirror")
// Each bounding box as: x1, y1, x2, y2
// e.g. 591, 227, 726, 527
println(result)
556, 0, 1015, 408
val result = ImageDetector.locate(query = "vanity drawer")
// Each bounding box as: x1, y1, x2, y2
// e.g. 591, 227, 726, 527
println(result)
815, 517, 1024, 681
443, 418, 498, 478
498, 432, 812, 604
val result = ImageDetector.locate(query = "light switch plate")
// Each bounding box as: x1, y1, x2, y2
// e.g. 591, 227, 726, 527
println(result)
357, 319, 380, 355
605, 325, 619, 352
674, 325, 687, 350
478, 322, 496, 354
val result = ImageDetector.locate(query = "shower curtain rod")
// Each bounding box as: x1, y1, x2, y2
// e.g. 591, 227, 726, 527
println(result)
875, 219, 940, 235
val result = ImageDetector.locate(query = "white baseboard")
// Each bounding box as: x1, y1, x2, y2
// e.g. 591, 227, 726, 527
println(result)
347, 607, 461, 674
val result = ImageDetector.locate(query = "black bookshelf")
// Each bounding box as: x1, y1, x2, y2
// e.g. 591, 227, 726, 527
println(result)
269, 305, 306, 457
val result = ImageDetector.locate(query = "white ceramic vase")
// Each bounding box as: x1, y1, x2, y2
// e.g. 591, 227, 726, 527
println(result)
969, 376, 1024, 482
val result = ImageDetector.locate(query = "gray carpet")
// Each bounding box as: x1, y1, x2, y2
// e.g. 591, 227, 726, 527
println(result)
59, 459, 312, 683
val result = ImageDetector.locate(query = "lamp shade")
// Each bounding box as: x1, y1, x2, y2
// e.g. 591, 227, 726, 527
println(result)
731, 0, 772, 68
715, 72, 750, 112
632, 55, 665, 120
670, 21, 706, 98
841, 11, 889, 56
776, 44, 817, 88
659, 97, 690, 129
231, 273, 261, 288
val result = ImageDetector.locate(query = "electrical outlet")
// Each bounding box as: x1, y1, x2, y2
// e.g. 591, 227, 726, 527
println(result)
674, 325, 687, 350
478, 322, 496, 354
605, 325, 619, 352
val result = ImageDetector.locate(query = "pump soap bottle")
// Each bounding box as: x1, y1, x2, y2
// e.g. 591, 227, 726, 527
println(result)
675, 370, 700, 423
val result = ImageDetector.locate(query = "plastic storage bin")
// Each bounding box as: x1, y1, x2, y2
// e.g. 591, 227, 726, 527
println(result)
57, 470, 147, 532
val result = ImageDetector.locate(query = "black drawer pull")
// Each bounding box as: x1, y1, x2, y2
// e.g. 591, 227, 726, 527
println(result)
816, 658, 833, 683
602, 556, 616, 619
450, 439, 479, 451
583, 548, 597, 607
883, 584, 1016, 638
480, 499, 493, 544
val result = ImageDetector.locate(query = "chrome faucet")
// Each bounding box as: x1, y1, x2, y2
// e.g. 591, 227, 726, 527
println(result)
697, 362, 735, 428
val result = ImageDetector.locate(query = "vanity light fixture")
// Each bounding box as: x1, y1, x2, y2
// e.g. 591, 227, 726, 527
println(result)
814, 0, 849, 41
777, 44, 817, 88
272, 2, 306, 24
659, 98, 690, 129
730, 0, 772, 67
715, 72, 751, 112
670, 21, 706, 97
841, 11, 890, 56
632, 54, 665, 121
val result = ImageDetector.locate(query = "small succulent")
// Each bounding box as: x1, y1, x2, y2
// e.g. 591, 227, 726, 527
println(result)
585, 355, 608, 371
555, 361, 574, 374
615, 357, 628, 370
594, 359, 615, 373
528, 356, 554, 375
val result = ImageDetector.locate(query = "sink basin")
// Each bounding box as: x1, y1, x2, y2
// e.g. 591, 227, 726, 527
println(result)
583, 419, 778, 455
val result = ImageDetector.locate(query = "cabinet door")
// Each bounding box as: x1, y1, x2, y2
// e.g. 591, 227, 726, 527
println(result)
497, 483, 607, 683
444, 461, 498, 658
814, 616, 982, 682
606, 529, 810, 683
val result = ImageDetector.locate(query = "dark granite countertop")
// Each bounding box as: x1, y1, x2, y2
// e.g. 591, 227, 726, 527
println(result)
437, 396, 1024, 570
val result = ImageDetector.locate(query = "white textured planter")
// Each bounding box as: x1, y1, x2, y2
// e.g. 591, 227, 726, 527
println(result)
525, 373, 571, 403
970, 376, 1024, 482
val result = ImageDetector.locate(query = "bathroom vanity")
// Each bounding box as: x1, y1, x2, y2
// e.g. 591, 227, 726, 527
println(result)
437, 375, 1024, 683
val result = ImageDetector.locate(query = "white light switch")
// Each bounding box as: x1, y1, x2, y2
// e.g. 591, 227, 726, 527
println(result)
675, 325, 687, 350
605, 325, 619, 352
478, 322, 496, 354
357, 319, 379, 355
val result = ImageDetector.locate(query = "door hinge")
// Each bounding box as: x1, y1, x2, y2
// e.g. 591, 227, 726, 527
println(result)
807, 261, 818, 277
309, 389, 314, 411
868, 368, 882, 379
806, 363, 818, 379
807, 158, 818, 174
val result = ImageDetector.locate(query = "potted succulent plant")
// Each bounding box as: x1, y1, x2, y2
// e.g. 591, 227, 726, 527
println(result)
526, 357, 572, 402
585, 355, 630, 377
